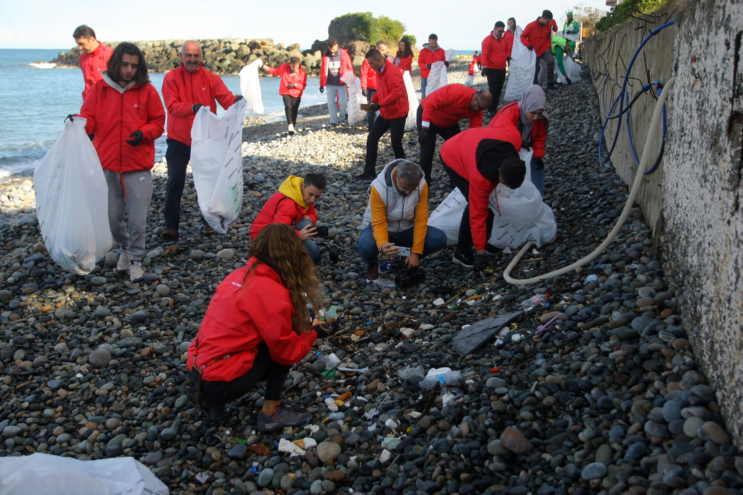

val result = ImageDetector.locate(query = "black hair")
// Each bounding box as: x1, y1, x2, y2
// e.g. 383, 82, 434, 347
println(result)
73, 25, 96, 40
495, 21, 505, 29
290, 56, 301, 64
327, 38, 338, 48
500, 158, 526, 189
365, 48, 383, 59
542, 10, 553, 20
398, 38, 414, 59
107, 42, 150, 86
429, 34, 438, 41
508, 17, 516, 23
304, 173, 327, 190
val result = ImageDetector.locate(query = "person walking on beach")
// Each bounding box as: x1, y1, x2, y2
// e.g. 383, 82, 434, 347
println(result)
481, 21, 508, 115
361, 42, 388, 130
355, 49, 409, 181
77, 43, 165, 282
187, 223, 338, 426
72, 25, 112, 101
417, 34, 447, 99
320, 39, 353, 127
522, 10, 559, 90
263, 56, 307, 136
393, 38, 415, 75
417, 85, 491, 184
160, 40, 243, 242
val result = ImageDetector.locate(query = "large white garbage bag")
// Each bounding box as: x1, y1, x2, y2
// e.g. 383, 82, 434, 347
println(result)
424, 49, 456, 96
190, 99, 246, 233
403, 71, 419, 131
341, 71, 367, 126
0, 452, 169, 495
33, 117, 113, 275
556, 56, 583, 84
427, 187, 467, 245
239, 59, 264, 114
504, 27, 537, 102
464, 74, 475, 87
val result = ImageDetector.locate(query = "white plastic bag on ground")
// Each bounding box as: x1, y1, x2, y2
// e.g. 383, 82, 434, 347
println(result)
504, 27, 537, 102
424, 49, 456, 96
239, 59, 264, 114
427, 187, 467, 245
464, 74, 475, 87
190, 99, 246, 233
0, 452, 168, 495
555, 56, 582, 84
402, 71, 419, 131
33, 118, 113, 275
341, 71, 367, 126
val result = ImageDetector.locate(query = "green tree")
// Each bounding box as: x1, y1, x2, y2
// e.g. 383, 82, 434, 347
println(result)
328, 13, 381, 45
378, 16, 406, 45
401, 34, 418, 49
595, 0, 675, 32
571, 4, 607, 35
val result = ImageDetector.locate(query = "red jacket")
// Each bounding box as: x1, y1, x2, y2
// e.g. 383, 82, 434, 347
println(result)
394, 54, 413, 74
79, 75, 165, 174
521, 19, 557, 56
249, 191, 318, 240
440, 123, 522, 250
265, 63, 307, 98
186, 259, 318, 382
490, 102, 547, 158
320, 48, 353, 87
421, 84, 483, 129
371, 60, 409, 120
162, 65, 237, 146
503, 29, 515, 58
360, 58, 377, 90
481, 32, 507, 70
79, 44, 112, 101
417, 45, 447, 79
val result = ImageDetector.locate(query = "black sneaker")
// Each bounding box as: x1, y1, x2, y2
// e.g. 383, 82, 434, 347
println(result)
453, 250, 475, 268
354, 173, 376, 181
484, 244, 502, 256
203, 403, 230, 423
257, 402, 311, 432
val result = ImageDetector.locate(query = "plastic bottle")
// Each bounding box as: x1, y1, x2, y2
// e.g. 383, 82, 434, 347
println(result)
520, 294, 549, 310
379, 262, 394, 272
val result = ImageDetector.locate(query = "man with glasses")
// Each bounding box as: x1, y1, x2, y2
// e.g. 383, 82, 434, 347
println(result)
357, 160, 447, 282
417, 85, 492, 184
481, 21, 508, 115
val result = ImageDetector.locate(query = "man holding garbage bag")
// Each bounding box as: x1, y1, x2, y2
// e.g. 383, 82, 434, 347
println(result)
263, 56, 307, 135
160, 40, 243, 242
522, 10, 559, 90
481, 21, 508, 115
417, 34, 448, 98
417, 84, 491, 184
77, 43, 165, 282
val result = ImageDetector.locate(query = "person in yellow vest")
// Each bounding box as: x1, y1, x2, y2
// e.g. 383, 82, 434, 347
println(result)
552, 36, 577, 84
564, 12, 580, 42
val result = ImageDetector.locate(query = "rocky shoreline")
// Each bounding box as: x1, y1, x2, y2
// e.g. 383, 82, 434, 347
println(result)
2, 63, 742, 495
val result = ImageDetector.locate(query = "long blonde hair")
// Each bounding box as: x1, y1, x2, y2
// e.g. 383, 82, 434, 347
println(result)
245, 223, 322, 333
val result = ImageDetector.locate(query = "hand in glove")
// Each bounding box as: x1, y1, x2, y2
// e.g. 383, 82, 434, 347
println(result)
319, 86, 325, 93
426, 64, 432, 69
418, 127, 430, 145
534, 156, 545, 170
233, 95, 244, 103
313, 320, 340, 338
287, 83, 296, 89
368, 102, 381, 113
65, 114, 75, 123
192, 103, 204, 114
125, 130, 143, 147
521, 140, 532, 151
565, 77, 572, 85
473, 254, 489, 272
362, 89, 367, 97
481, 68, 488, 77
527, 46, 534, 51
507, 57, 511, 63
444, 61, 450, 68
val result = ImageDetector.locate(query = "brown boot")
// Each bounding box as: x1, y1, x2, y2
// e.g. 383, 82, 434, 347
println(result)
203, 224, 216, 236
161, 228, 179, 242
366, 264, 379, 282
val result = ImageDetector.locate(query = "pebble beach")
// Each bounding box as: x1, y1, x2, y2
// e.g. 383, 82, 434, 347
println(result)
1, 60, 742, 495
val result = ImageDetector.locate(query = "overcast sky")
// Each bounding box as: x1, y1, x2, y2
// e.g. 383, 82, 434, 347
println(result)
0, 0, 609, 50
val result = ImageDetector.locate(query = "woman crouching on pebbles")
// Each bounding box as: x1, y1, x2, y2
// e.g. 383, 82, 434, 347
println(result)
187, 223, 335, 430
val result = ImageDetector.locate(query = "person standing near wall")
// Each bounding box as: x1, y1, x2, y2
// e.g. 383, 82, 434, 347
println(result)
417, 34, 448, 98
361, 42, 388, 129
481, 22, 508, 115
72, 25, 113, 102
521, 10, 559, 90
263, 57, 307, 135
320, 39, 353, 127
563, 12, 580, 42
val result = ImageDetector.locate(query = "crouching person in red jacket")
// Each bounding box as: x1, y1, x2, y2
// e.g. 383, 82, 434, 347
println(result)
78, 43, 165, 282
187, 224, 336, 428
263, 56, 307, 135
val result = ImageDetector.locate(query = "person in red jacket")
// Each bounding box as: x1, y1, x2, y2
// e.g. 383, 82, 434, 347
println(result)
72, 25, 113, 102
361, 41, 388, 129
249, 173, 326, 263
504, 18, 517, 65
76, 43, 165, 282
320, 39, 354, 126
440, 123, 525, 270
481, 21, 508, 115
160, 41, 243, 242
393, 38, 415, 75
356, 50, 409, 180
416, 85, 491, 183
417, 34, 448, 98
490, 85, 549, 195
522, 10, 559, 89
263, 56, 307, 135
187, 223, 338, 426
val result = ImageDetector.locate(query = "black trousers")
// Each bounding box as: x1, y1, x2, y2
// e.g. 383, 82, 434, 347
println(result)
364, 115, 406, 175
366, 89, 377, 128
442, 160, 495, 253
197, 343, 291, 406
416, 105, 461, 184
282, 95, 301, 125
486, 69, 505, 114
164, 139, 205, 231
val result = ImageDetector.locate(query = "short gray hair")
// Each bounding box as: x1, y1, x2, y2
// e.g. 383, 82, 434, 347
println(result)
181, 40, 202, 54
396, 160, 424, 186
376, 41, 387, 48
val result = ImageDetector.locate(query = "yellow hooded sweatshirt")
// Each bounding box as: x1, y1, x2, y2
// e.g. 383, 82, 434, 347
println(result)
278, 175, 307, 210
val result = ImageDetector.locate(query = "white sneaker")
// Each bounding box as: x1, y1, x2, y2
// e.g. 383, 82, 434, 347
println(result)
117, 250, 131, 272
129, 260, 146, 283
288, 124, 295, 135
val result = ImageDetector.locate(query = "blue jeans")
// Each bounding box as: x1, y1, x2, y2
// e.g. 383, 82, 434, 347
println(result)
357, 225, 448, 267
530, 157, 545, 197
420, 78, 428, 99
296, 219, 321, 262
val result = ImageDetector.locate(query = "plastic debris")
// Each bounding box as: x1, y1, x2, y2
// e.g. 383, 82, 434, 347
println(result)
433, 298, 446, 307
381, 437, 401, 450
324, 397, 338, 412
380, 449, 393, 463
278, 438, 305, 456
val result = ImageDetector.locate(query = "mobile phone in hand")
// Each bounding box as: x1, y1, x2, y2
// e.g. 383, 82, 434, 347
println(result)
316, 226, 329, 238
360, 103, 370, 111
397, 246, 411, 257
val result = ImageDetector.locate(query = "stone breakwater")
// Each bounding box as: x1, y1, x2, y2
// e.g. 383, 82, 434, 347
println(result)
1, 64, 742, 495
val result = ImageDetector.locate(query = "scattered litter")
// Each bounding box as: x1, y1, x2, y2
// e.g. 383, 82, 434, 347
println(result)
324, 397, 338, 412
385, 418, 398, 429
408, 411, 422, 419
433, 298, 445, 307
278, 438, 305, 456
363, 408, 379, 420
381, 436, 401, 450
196, 472, 211, 484
400, 327, 415, 337
584, 274, 598, 283
419, 324, 434, 330
337, 367, 368, 373
380, 449, 393, 463
323, 353, 341, 368
421, 368, 462, 389
441, 393, 457, 406
302, 437, 317, 450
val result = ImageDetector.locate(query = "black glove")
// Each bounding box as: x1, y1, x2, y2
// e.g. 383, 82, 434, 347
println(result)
234, 95, 244, 103
507, 57, 511, 63
65, 114, 74, 123
320, 86, 325, 93
88, 134, 95, 142
368, 102, 381, 113
418, 127, 430, 145
565, 77, 572, 85
125, 130, 143, 147
534, 156, 545, 170
473, 255, 488, 272
444, 61, 450, 68
481, 68, 488, 77
287, 83, 296, 89
192, 103, 204, 114
527, 46, 534, 51
362, 89, 367, 97
313, 320, 339, 338
521, 140, 532, 151
426, 64, 432, 69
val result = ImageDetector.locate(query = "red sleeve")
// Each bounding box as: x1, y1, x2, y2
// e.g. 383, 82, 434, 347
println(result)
521, 25, 533, 48
141, 85, 166, 141
320, 56, 328, 86
252, 292, 316, 366
469, 111, 483, 128
417, 50, 428, 69
377, 70, 403, 107
343, 51, 354, 76
400, 56, 413, 73
273, 197, 303, 238
420, 91, 441, 125
162, 73, 194, 118
211, 72, 236, 109
360, 60, 370, 89
481, 37, 490, 67
265, 66, 279, 76
550, 19, 558, 32
532, 120, 547, 158
296, 70, 307, 92
469, 177, 494, 250
79, 83, 98, 134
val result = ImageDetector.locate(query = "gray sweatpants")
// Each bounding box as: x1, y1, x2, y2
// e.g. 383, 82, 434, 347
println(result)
537, 50, 556, 86
103, 169, 153, 260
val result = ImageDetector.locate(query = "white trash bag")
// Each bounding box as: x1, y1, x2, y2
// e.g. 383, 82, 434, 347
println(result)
504, 27, 537, 102
239, 58, 264, 114
464, 74, 475, 87
341, 71, 367, 126
555, 56, 582, 84
427, 187, 467, 246
190, 99, 247, 233
33, 117, 113, 275
402, 71, 419, 131
424, 49, 456, 96
0, 452, 168, 495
